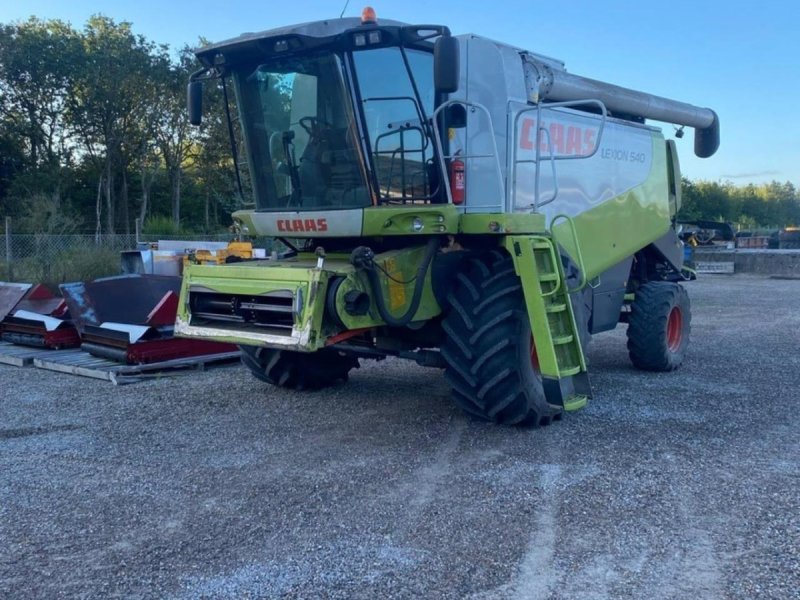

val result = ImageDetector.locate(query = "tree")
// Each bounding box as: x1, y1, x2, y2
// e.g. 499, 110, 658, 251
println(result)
0, 115, 26, 215
66, 15, 169, 235
152, 48, 197, 227
0, 19, 81, 207
681, 178, 800, 230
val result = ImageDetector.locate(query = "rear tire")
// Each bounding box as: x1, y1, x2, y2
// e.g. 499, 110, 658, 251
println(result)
626, 282, 690, 371
240, 345, 358, 390
440, 250, 562, 426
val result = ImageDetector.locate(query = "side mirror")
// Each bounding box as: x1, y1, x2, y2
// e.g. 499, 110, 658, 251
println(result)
434, 34, 459, 94
188, 80, 203, 126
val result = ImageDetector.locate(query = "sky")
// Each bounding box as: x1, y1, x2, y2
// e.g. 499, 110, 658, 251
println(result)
2, 0, 799, 186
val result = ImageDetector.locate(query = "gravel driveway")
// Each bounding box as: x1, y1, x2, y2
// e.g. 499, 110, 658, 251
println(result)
1, 275, 798, 599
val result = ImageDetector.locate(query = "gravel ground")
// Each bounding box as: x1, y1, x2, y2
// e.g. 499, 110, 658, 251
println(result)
1, 274, 798, 599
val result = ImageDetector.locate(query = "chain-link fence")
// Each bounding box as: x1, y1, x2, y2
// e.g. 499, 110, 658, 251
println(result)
0, 217, 240, 286
0, 233, 136, 285
1, 233, 139, 261
0, 212, 289, 286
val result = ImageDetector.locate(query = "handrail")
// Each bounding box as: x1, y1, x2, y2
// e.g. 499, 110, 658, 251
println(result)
431, 99, 505, 207
534, 120, 558, 209
550, 213, 588, 292
511, 99, 608, 212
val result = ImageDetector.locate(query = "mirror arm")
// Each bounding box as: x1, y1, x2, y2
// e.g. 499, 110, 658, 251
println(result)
189, 67, 208, 82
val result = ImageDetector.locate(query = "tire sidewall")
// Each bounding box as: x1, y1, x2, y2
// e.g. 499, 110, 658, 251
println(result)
627, 282, 691, 371
664, 288, 691, 367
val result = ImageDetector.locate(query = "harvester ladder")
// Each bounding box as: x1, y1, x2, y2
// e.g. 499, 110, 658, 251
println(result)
504, 235, 591, 411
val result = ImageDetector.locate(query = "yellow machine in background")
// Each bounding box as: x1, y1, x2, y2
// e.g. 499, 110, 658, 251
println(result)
184, 241, 254, 265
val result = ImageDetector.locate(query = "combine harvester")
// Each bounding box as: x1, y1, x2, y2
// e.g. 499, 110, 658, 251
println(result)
176, 7, 719, 425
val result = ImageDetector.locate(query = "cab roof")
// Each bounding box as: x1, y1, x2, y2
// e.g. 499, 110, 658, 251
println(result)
195, 16, 408, 67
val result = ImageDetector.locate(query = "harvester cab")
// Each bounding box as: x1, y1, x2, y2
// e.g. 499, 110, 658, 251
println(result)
177, 8, 719, 425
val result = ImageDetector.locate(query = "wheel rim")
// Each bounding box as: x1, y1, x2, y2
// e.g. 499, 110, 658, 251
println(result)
666, 306, 683, 352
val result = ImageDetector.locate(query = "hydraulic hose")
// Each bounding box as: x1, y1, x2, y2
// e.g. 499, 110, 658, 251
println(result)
351, 236, 440, 328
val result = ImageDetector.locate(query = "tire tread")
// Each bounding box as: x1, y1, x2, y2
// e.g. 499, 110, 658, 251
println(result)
441, 251, 556, 426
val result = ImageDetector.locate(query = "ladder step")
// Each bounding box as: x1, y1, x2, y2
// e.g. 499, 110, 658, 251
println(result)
545, 303, 567, 313
552, 334, 574, 345
563, 394, 588, 412
532, 242, 552, 250
559, 365, 582, 377
538, 274, 559, 282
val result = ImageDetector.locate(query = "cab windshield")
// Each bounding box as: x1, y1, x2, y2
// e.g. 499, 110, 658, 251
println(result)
233, 53, 370, 211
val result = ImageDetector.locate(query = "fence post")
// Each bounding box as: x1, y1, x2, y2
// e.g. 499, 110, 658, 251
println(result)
135, 217, 141, 245
4, 216, 12, 281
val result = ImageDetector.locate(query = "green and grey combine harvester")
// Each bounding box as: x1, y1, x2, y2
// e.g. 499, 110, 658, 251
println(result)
179, 8, 719, 425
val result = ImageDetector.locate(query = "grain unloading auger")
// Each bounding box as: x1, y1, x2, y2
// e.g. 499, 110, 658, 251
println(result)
177, 7, 718, 425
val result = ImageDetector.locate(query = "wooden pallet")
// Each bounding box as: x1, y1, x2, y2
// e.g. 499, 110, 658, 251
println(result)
31, 349, 241, 385
0, 341, 57, 367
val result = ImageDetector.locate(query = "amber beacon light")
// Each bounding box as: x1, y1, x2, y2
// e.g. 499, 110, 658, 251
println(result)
361, 6, 377, 24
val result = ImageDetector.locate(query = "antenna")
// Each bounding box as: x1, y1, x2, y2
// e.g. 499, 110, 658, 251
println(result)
339, 0, 351, 18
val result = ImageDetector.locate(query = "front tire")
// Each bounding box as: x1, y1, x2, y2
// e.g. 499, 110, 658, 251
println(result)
240, 346, 358, 390
626, 282, 691, 371
441, 250, 562, 426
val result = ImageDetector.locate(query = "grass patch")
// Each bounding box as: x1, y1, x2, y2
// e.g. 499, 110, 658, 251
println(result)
1, 246, 120, 288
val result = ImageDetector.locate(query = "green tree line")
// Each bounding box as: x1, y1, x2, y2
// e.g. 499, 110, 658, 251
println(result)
1, 16, 798, 235
0, 16, 237, 236
680, 179, 800, 230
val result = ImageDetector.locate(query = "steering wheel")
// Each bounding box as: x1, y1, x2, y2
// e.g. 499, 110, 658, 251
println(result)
299, 116, 331, 135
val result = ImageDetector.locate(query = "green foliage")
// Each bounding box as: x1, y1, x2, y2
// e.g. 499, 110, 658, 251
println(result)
0, 18, 81, 170
14, 193, 85, 234
0, 128, 25, 215
0, 244, 119, 287
0, 16, 232, 234
679, 179, 800, 229
142, 214, 194, 236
